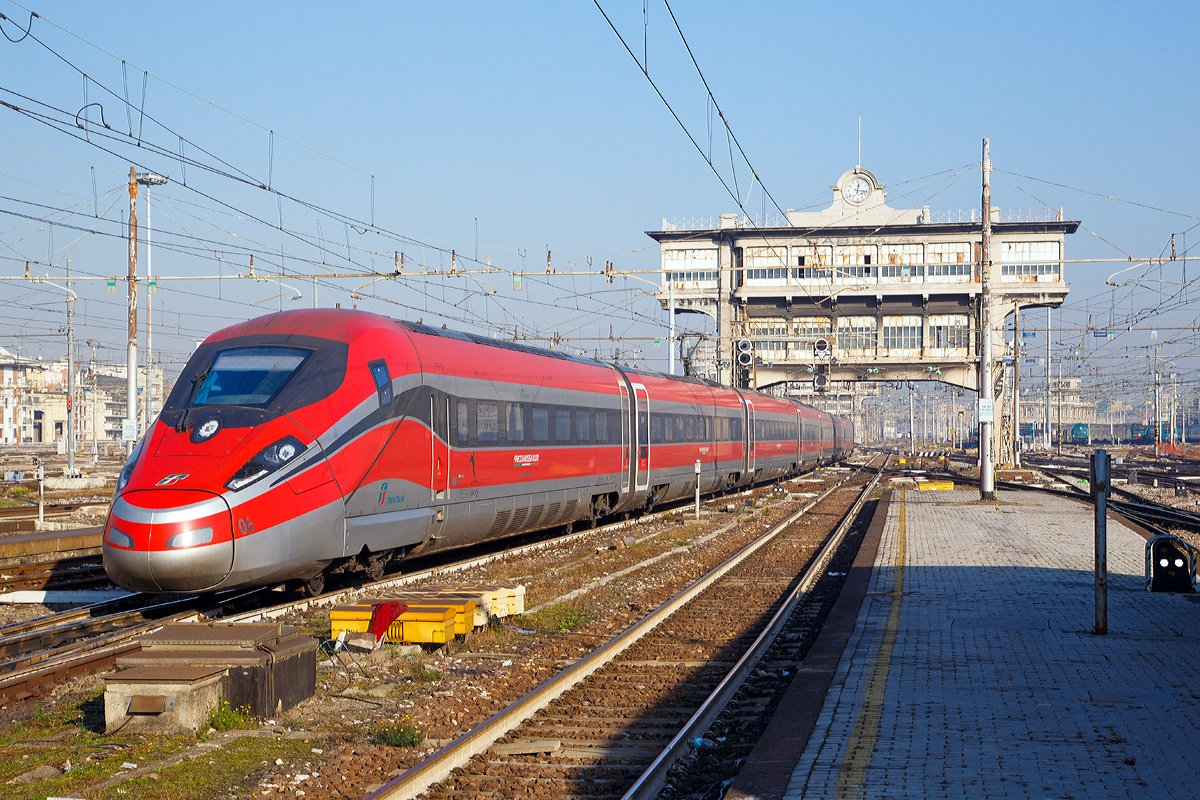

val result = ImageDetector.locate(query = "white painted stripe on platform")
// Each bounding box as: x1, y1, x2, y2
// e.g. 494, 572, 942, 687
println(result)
0, 590, 135, 604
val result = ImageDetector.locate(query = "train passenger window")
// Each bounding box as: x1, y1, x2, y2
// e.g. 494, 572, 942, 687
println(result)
685, 416, 694, 441
532, 406, 549, 442
638, 409, 648, 458
507, 403, 525, 442
705, 417, 712, 441
576, 410, 590, 442
478, 402, 498, 443
555, 408, 571, 442
651, 414, 663, 443
456, 401, 470, 445
675, 415, 685, 441
596, 410, 609, 443
368, 360, 392, 407
730, 416, 742, 443
663, 415, 674, 442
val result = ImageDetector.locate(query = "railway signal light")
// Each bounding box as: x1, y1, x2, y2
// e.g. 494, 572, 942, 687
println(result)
736, 339, 753, 367
814, 338, 830, 358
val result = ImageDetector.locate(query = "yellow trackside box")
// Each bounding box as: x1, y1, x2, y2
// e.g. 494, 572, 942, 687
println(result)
494, 583, 526, 614
468, 584, 516, 616
918, 481, 955, 491
400, 607, 456, 644
425, 594, 490, 627
330, 602, 377, 637
403, 599, 476, 635
449, 586, 502, 618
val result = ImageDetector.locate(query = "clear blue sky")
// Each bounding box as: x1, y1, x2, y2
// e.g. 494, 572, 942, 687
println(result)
2, 1, 1197, 403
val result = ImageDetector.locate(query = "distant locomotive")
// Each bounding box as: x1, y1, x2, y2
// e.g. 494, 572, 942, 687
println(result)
1068, 423, 1089, 444
103, 310, 855, 595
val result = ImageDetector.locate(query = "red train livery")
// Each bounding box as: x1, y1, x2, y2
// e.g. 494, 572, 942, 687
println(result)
103, 310, 854, 594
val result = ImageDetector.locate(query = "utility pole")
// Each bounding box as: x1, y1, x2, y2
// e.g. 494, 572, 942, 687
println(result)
1154, 346, 1160, 458
126, 167, 138, 455
1046, 307, 1052, 450
668, 279, 675, 375
909, 381, 915, 456
135, 171, 167, 435
1056, 358, 1063, 456
1013, 305, 1021, 467
66, 259, 76, 477
979, 139, 996, 500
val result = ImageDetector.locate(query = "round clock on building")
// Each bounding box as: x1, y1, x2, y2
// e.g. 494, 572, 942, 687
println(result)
842, 176, 871, 204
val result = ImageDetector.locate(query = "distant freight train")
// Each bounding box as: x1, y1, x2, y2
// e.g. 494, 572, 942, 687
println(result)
103, 310, 855, 595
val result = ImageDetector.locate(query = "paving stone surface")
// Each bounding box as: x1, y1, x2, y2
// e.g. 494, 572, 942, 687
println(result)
784, 489, 1200, 800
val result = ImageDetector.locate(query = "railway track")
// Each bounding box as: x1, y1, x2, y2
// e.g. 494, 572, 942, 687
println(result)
0, 501, 95, 521
0, 554, 108, 592
358, 454, 888, 800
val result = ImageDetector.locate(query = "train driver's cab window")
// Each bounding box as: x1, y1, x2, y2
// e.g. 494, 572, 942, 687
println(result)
368, 360, 392, 407
193, 346, 310, 408
477, 401, 498, 443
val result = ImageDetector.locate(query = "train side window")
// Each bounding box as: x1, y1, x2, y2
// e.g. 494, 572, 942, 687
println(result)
675, 415, 685, 441
663, 414, 674, 442
576, 409, 590, 442
532, 406, 549, 442
685, 415, 694, 441
368, 360, 391, 407
704, 416, 712, 441
456, 401, 470, 445
730, 416, 742, 443
651, 414, 663, 444
596, 409, 609, 443
555, 408, 571, 442
506, 402, 525, 443
478, 401, 498, 443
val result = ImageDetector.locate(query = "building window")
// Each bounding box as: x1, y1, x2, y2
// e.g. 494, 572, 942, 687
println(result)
837, 317, 877, 353
930, 316, 970, 349
882, 317, 922, 350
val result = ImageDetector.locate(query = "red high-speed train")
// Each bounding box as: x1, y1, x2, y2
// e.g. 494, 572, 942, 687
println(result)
103, 310, 854, 595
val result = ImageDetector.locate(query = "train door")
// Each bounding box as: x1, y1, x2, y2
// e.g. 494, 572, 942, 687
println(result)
745, 398, 756, 477
618, 382, 631, 497
633, 384, 649, 493
429, 364, 449, 534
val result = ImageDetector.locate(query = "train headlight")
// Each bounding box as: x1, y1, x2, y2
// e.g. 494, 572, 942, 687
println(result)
190, 416, 221, 443
225, 435, 307, 492
106, 526, 134, 548
166, 526, 214, 549
115, 435, 148, 495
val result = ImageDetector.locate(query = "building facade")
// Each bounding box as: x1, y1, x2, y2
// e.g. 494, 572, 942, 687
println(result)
649, 167, 1079, 407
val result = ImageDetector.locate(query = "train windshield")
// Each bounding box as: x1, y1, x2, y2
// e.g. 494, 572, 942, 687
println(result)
192, 346, 310, 408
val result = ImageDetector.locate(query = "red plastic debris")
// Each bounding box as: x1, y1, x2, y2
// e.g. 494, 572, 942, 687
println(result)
367, 600, 406, 644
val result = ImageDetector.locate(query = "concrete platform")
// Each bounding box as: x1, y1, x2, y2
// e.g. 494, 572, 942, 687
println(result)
729, 488, 1200, 800
0, 525, 102, 559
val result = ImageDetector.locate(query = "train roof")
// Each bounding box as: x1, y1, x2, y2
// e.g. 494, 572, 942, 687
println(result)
397, 320, 606, 368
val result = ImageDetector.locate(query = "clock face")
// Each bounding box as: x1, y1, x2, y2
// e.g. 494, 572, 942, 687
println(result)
842, 176, 871, 204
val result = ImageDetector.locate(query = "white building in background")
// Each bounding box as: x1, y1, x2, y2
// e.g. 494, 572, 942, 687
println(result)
0, 345, 164, 446
648, 165, 1078, 398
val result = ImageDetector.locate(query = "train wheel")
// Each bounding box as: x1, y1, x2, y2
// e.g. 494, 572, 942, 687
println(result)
364, 560, 385, 582
299, 573, 325, 598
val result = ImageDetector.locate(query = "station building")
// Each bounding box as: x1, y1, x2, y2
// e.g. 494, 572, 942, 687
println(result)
648, 166, 1079, 419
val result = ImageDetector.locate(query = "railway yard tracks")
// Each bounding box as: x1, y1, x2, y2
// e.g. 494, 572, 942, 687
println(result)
0, 454, 888, 800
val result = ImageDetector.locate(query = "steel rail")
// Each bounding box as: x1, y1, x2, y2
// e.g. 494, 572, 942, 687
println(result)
621, 454, 889, 800
363, 457, 881, 800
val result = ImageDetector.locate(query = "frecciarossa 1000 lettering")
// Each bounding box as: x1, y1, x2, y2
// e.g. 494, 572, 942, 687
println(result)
104, 310, 854, 595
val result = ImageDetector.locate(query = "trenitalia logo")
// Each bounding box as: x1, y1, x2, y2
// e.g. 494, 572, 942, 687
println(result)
378, 482, 389, 504
156, 474, 189, 486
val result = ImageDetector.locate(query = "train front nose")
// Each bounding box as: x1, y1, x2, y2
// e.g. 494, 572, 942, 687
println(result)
103, 490, 235, 592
